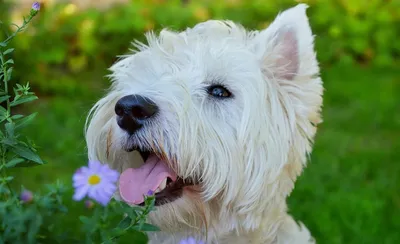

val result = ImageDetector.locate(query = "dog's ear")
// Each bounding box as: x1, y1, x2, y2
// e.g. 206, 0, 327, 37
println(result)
251, 4, 323, 175
252, 4, 318, 81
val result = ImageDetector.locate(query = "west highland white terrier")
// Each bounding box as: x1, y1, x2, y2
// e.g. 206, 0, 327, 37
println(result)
85, 4, 323, 244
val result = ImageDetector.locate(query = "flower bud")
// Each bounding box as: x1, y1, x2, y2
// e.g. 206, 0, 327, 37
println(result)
20, 189, 33, 203
30, 2, 40, 16
84, 200, 95, 209
32, 2, 40, 11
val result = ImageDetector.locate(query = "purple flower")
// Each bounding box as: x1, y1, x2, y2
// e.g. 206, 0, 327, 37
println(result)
179, 237, 205, 244
73, 160, 119, 206
147, 190, 154, 196
20, 189, 33, 203
31, 2, 40, 11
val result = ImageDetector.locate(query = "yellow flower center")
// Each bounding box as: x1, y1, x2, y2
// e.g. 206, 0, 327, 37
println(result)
88, 175, 101, 185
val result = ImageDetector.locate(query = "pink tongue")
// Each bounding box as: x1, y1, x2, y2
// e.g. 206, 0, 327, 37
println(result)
119, 154, 177, 205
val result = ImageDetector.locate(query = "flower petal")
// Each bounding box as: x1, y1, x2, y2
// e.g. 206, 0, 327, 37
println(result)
87, 186, 98, 199
99, 164, 119, 182
73, 167, 90, 184
99, 182, 116, 196
73, 173, 87, 182
100, 181, 117, 193
179, 238, 189, 244
88, 186, 111, 206
97, 190, 112, 206
179, 237, 203, 244
88, 160, 102, 171
189, 237, 197, 244
73, 185, 89, 201
74, 166, 89, 175
73, 173, 89, 187
73, 180, 88, 188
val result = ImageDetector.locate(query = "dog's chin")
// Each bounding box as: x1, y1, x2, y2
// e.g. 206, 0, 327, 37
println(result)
123, 145, 198, 207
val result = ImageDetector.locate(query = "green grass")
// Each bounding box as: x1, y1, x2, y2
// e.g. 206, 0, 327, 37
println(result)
289, 64, 400, 244
11, 64, 400, 243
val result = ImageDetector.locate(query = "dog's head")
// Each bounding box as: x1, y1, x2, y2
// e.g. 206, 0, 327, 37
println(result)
85, 3, 322, 236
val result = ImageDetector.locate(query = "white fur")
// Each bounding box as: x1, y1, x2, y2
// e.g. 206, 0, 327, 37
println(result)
85, 4, 323, 244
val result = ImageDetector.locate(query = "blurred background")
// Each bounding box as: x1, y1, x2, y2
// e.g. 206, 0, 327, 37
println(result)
1, 0, 399, 243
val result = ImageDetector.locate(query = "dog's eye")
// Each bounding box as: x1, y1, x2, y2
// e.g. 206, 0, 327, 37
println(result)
207, 85, 232, 98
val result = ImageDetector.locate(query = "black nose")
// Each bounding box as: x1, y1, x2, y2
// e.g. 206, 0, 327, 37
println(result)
115, 95, 158, 134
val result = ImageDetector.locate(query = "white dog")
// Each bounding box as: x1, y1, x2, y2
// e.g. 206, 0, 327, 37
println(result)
85, 3, 323, 244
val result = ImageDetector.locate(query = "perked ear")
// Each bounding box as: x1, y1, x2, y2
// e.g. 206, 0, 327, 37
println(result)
252, 4, 318, 81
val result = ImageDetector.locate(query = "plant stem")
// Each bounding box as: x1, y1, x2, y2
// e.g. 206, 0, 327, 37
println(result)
0, 10, 38, 200
0, 150, 14, 200
1, 13, 35, 112
102, 198, 155, 244
1, 54, 11, 113
2, 14, 35, 46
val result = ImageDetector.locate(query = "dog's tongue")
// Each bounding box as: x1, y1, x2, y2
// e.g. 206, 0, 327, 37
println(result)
119, 154, 177, 205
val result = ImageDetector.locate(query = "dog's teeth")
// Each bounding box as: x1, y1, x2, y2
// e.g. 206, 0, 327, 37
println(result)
154, 179, 167, 194
158, 178, 167, 192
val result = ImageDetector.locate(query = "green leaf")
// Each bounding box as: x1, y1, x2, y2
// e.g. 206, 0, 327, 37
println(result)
0, 106, 6, 115
101, 238, 114, 244
79, 216, 91, 225
0, 176, 14, 182
5, 158, 25, 168
4, 59, 14, 65
13, 94, 21, 101
117, 216, 132, 230
5, 67, 12, 81
0, 42, 6, 47
3, 48, 14, 55
129, 205, 146, 212
11, 114, 24, 120
5, 122, 14, 138
15, 83, 23, 90
131, 225, 141, 231
27, 214, 43, 243
138, 223, 160, 232
10, 144, 43, 164
144, 196, 156, 211
1, 137, 17, 146
0, 95, 10, 103
10, 95, 38, 106
9, 161, 45, 168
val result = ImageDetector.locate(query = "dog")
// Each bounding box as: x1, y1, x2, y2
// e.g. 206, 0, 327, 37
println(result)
85, 3, 323, 243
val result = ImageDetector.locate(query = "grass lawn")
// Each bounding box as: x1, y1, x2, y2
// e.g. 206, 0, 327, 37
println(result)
10, 64, 400, 243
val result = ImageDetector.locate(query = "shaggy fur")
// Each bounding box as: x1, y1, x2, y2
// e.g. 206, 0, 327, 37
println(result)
85, 4, 323, 244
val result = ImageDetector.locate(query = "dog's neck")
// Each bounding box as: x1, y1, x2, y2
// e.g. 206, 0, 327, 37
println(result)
147, 209, 314, 244
147, 198, 291, 243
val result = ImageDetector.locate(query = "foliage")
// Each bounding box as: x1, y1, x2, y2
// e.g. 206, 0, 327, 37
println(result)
0, 5, 157, 244
1, 0, 398, 96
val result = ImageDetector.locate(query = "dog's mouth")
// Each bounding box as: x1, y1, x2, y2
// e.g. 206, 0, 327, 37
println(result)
118, 147, 196, 206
